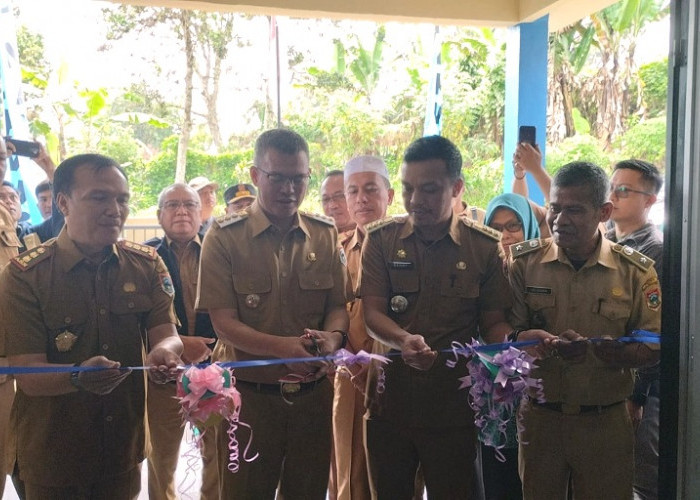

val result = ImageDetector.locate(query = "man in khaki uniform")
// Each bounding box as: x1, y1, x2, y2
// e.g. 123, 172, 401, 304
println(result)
197, 128, 349, 499
361, 136, 512, 498
509, 161, 661, 499
145, 183, 218, 500
322, 170, 356, 234
0, 154, 183, 499
0, 137, 22, 496
332, 156, 394, 500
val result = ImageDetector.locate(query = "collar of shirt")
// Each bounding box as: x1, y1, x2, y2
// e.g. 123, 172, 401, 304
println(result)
0, 204, 15, 232
56, 227, 119, 273
164, 233, 201, 251
605, 222, 656, 246
344, 226, 363, 251
397, 212, 461, 245
544, 228, 617, 270
247, 200, 309, 238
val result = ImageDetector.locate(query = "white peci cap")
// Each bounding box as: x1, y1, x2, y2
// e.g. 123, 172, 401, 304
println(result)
344, 155, 389, 183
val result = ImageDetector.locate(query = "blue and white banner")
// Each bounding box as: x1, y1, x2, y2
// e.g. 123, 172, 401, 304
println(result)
423, 26, 442, 137
0, 0, 44, 225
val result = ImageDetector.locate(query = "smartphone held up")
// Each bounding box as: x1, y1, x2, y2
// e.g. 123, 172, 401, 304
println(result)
4, 138, 40, 158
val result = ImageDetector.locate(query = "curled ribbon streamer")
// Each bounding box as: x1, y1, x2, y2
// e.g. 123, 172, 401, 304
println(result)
177, 425, 205, 500
448, 339, 542, 458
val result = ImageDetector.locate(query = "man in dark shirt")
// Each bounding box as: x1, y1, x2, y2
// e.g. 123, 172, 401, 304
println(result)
607, 159, 664, 500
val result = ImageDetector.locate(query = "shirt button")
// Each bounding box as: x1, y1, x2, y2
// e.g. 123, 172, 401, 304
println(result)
99, 308, 107, 315
281, 272, 288, 278
313, 280, 320, 286
102, 344, 109, 351
280, 246, 285, 252
128, 302, 135, 309
105, 416, 113, 422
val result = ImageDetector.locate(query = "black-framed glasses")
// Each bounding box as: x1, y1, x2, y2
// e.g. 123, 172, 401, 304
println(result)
256, 167, 310, 186
489, 220, 523, 233
610, 186, 653, 199
161, 200, 200, 211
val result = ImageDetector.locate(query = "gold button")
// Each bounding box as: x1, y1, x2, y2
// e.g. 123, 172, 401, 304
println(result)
128, 302, 135, 308
99, 308, 107, 315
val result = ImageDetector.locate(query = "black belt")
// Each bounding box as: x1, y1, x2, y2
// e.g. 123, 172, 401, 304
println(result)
532, 400, 624, 415
236, 378, 322, 396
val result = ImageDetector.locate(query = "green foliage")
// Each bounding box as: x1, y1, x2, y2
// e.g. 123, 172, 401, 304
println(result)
638, 59, 668, 117
572, 108, 591, 134
545, 134, 616, 174
614, 116, 667, 168
128, 135, 254, 210
461, 159, 504, 210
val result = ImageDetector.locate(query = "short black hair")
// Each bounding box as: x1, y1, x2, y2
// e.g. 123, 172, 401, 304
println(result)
35, 179, 52, 197
254, 128, 309, 166
613, 159, 663, 195
323, 170, 344, 181
403, 135, 462, 180
53, 154, 127, 197
1, 181, 18, 195
552, 161, 609, 208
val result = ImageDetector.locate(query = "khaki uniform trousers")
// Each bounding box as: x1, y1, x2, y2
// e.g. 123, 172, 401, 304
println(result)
0, 376, 14, 494
24, 466, 141, 500
518, 400, 634, 499
332, 373, 371, 500
218, 378, 333, 500
147, 380, 219, 500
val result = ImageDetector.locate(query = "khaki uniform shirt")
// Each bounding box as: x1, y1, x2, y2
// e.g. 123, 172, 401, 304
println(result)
0, 230, 177, 487
0, 205, 21, 373
360, 213, 509, 427
508, 231, 661, 405
168, 236, 201, 334
342, 228, 374, 354
197, 201, 348, 384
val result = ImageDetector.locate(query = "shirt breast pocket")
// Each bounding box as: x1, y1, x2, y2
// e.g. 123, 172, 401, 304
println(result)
297, 272, 334, 328
525, 293, 556, 330
595, 300, 631, 334
387, 270, 419, 318
111, 294, 153, 347
233, 273, 272, 320
439, 275, 479, 322
45, 312, 89, 364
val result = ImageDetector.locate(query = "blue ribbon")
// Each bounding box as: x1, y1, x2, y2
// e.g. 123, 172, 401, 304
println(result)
0, 332, 660, 375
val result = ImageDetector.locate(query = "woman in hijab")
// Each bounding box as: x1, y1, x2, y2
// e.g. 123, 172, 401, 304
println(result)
485, 192, 541, 260
478, 193, 541, 500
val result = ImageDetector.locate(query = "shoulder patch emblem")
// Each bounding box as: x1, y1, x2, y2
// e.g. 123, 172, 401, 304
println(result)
118, 240, 157, 260
11, 245, 53, 271
216, 211, 249, 229
511, 238, 542, 259
300, 211, 335, 226
365, 216, 396, 234
460, 216, 501, 242
612, 244, 654, 272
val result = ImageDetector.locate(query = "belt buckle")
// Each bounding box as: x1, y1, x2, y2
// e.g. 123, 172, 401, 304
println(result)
561, 403, 580, 415
281, 382, 301, 395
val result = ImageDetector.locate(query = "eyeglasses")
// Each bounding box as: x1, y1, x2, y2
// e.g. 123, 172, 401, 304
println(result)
610, 186, 653, 199
161, 200, 200, 211
256, 167, 310, 186
489, 220, 523, 233
321, 193, 346, 205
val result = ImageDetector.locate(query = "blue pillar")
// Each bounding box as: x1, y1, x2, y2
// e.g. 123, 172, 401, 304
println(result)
503, 15, 549, 205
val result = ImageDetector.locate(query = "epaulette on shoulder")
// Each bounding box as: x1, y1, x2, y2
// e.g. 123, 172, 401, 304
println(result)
216, 211, 249, 229
300, 211, 334, 226
365, 216, 396, 234
460, 216, 501, 242
11, 244, 53, 271
118, 240, 157, 260
612, 244, 655, 272
511, 238, 543, 259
